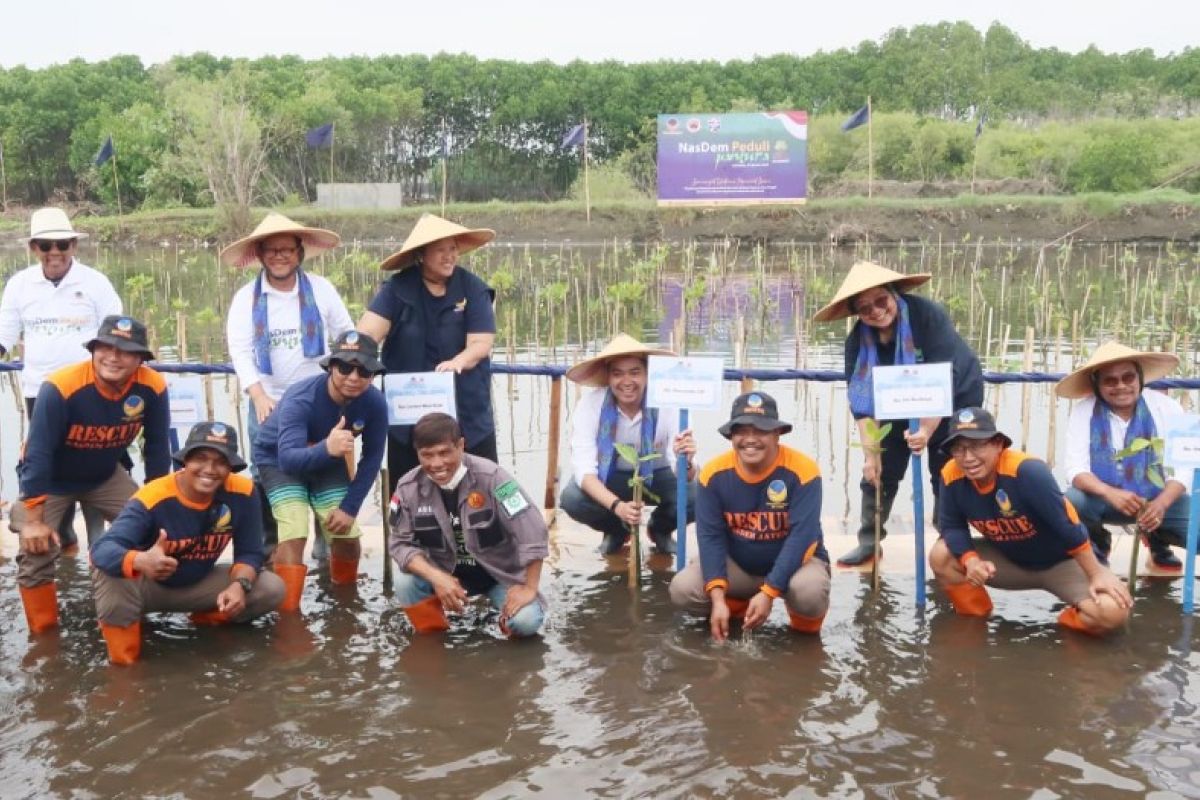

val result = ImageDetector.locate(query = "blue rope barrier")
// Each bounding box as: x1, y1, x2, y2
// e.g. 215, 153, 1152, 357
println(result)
2, 360, 1200, 388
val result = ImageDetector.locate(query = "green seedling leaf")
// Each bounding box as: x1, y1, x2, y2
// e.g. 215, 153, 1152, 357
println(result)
613, 443, 640, 464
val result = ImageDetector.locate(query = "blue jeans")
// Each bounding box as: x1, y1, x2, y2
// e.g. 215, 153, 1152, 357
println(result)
560, 467, 696, 541
1065, 486, 1189, 548
394, 572, 545, 638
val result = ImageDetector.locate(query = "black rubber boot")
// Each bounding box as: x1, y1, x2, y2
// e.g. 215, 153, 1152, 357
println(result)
1145, 533, 1182, 571
838, 485, 897, 567
1085, 522, 1111, 566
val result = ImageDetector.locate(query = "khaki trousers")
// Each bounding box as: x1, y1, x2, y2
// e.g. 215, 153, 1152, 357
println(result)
91, 566, 286, 627
12, 468, 137, 587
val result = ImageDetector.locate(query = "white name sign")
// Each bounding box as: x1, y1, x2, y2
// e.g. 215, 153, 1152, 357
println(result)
1165, 415, 1200, 470
647, 355, 725, 411
384, 371, 457, 426
872, 362, 954, 420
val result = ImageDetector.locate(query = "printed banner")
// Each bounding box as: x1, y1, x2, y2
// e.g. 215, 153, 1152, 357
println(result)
657, 111, 807, 206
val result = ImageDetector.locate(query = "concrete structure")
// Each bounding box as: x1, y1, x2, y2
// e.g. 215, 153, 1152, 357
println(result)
316, 183, 403, 210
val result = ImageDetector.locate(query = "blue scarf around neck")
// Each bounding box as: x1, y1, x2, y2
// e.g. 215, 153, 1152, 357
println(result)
252, 268, 325, 376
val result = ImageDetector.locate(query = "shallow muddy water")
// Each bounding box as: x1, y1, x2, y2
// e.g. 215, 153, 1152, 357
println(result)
2, 537, 1199, 798
1, 237, 1200, 797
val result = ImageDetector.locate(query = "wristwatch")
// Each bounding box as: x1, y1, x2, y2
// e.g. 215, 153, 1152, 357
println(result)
234, 577, 254, 594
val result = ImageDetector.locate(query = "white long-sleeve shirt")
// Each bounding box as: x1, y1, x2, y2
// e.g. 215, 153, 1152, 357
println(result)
0, 260, 122, 398
1064, 390, 1193, 494
570, 387, 680, 484
225, 272, 354, 401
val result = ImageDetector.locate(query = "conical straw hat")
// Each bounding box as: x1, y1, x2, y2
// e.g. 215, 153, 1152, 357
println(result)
219, 212, 341, 268
1055, 340, 1179, 399
565, 334, 676, 387
812, 261, 932, 322
379, 213, 495, 271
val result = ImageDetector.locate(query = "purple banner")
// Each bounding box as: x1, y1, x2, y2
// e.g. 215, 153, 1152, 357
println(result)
656, 112, 808, 205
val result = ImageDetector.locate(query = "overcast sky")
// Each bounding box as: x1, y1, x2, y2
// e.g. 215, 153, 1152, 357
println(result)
2, 0, 1195, 69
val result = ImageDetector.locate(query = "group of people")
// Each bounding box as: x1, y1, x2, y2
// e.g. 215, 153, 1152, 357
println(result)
0, 207, 1187, 664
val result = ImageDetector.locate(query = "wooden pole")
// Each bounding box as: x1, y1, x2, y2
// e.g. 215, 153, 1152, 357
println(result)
0, 142, 8, 211
440, 117, 448, 216
1020, 326, 1033, 451
866, 96, 873, 200
583, 117, 591, 224
109, 136, 124, 227
543, 375, 563, 523
381, 467, 393, 589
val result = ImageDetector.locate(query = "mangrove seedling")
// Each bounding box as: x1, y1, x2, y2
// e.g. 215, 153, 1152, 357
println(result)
613, 442, 662, 586
854, 418, 893, 592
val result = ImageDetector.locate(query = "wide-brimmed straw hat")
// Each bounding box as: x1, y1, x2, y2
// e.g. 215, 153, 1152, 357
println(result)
1055, 340, 1180, 399
813, 261, 932, 322
23, 207, 88, 242
219, 212, 341, 268
378, 213, 495, 271
565, 334, 676, 387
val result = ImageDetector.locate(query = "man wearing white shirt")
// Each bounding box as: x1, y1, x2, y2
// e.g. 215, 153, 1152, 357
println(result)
1056, 341, 1190, 571
560, 335, 697, 555
222, 213, 354, 559
0, 207, 123, 549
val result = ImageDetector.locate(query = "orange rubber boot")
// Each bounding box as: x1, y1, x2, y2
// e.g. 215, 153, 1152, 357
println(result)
329, 557, 358, 585
404, 596, 449, 634
19, 583, 60, 634
944, 582, 994, 617
787, 610, 826, 634
1057, 607, 1106, 637
275, 563, 308, 612
100, 621, 142, 665
724, 597, 750, 619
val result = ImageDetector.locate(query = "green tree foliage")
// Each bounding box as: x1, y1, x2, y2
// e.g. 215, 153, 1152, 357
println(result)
0, 22, 1197, 211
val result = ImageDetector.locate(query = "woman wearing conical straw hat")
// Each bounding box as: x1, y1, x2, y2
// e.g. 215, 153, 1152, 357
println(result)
1055, 340, 1189, 572
814, 261, 984, 567
560, 334, 698, 555
358, 214, 499, 496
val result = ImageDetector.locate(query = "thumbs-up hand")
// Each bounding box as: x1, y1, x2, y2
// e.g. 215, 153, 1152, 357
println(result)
326, 416, 355, 457
134, 529, 180, 581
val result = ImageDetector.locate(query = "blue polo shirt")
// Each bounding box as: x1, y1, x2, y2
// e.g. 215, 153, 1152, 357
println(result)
21, 360, 171, 505
90, 472, 264, 588
938, 448, 1093, 570
696, 445, 828, 595
367, 265, 496, 447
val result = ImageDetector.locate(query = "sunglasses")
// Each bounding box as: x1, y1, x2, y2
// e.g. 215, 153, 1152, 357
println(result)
852, 293, 892, 315
332, 361, 373, 379
1099, 371, 1139, 389
948, 437, 997, 458
31, 239, 74, 253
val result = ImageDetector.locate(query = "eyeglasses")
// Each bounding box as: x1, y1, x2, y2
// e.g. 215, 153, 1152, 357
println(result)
260, 246, 298, 259
1099, 371, 1139, 389
948, 438, 997, 458
852, 294, 892, 315
31, 239, 73, 253
332, 361, 373, 379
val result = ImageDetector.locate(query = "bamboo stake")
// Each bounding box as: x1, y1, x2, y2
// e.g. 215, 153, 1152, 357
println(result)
543, 376, 562, 523
1020, 327, 1033, 452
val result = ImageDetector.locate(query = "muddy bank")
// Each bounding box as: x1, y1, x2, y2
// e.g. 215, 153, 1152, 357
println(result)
2, 194, 1198, 248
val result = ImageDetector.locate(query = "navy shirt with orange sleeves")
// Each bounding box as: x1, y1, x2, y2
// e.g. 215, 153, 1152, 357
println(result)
696, 445, 828, 596
938, 448, 1092, 571
252, 373, 388, 516
90, 473, 264, 588
21, 361, 170, 505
